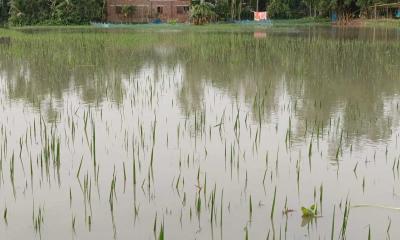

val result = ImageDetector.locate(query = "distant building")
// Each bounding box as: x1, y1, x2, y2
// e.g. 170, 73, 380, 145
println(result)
107, 0, 190, 23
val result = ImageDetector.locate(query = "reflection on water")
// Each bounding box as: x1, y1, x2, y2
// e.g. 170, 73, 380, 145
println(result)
0, 27, 400, 239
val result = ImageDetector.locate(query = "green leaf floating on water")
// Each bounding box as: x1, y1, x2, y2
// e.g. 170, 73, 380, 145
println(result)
301, 204, 318, 217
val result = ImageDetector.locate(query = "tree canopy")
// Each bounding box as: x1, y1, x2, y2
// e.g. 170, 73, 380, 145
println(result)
1, 0, 105, 25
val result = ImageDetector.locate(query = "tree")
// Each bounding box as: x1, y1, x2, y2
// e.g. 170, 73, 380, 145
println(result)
268, 0, 291, 18
0, 0, 9, 23
214, 0, 230, 20
302, 0, 317, 17
51, 0, 79, 24
9, 0, 51, 25
330, 0, 358, 23
8, 0, 105, 25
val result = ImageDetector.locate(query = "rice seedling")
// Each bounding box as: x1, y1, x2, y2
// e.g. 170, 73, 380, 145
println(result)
3, 207, 7, 224
158, 220, 165, 240
368, 225, 371, 240
270, 186, 277, 219
331, 205, 335, 240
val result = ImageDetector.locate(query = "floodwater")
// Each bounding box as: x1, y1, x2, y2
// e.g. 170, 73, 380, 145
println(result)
0, 26, 400, 239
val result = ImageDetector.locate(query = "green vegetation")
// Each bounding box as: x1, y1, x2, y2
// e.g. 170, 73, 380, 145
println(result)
1, 19, 332, 34
121, 5, 136, 18
0, 0, 8, 24
2, 0, 104, 25
188, 0, 400, 22
364, 18, 400, 27
301, 204, 318, 217
190, 3, 217, 25
0, 0, 398, 26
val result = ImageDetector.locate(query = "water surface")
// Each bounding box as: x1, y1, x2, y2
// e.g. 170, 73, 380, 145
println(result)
0, 26, 400, 239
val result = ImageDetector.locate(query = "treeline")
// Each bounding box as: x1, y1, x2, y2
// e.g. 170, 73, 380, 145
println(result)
0, 0, 398, 25
208, 0, 399, 20
0, 0, 105, 25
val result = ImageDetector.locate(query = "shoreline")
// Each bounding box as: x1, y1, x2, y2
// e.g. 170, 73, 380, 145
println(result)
0, 18, 398, 35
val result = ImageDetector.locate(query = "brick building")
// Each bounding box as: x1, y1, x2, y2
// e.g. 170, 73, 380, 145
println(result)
107, 0, 190, 23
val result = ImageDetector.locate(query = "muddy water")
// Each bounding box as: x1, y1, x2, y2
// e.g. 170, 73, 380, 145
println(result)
0, 27, 399, 239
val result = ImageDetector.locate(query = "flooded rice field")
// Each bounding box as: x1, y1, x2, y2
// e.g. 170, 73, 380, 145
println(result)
0, 26, 400, 239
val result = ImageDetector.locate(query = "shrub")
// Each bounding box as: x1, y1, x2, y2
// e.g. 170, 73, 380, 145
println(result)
190, 2, 217, 25
122, 6, 136, 18
167, 19, 178, 24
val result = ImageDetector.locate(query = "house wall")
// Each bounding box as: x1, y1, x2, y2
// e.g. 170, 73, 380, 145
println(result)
107, 0, 190, 23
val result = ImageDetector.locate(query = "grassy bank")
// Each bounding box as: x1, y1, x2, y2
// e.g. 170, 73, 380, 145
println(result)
1, 18, 331, 34
363, 19, 400, 28
0, 17, 398, 36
